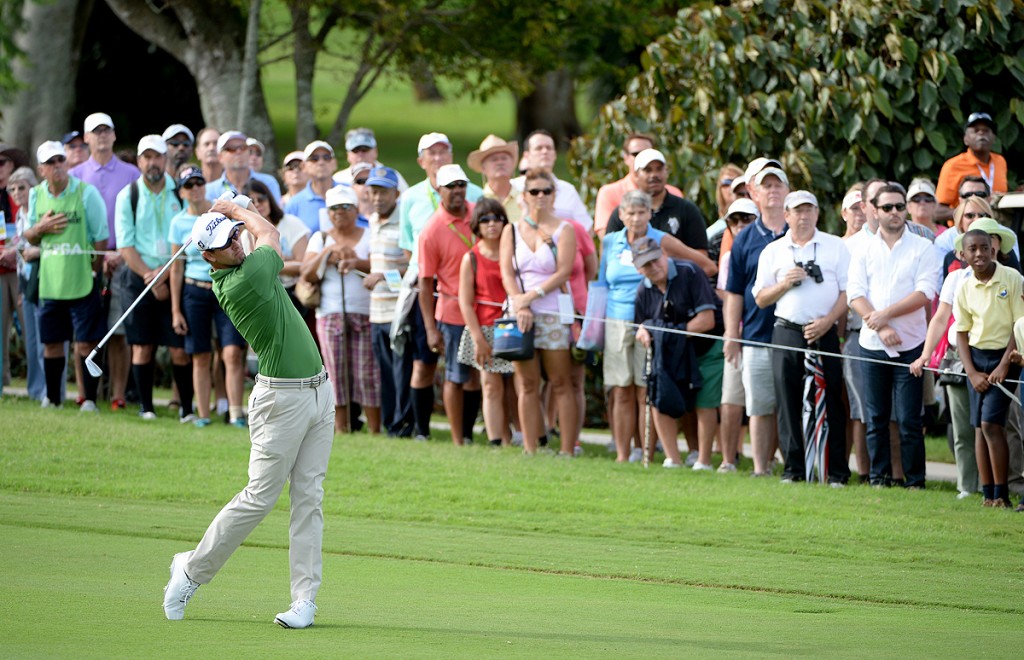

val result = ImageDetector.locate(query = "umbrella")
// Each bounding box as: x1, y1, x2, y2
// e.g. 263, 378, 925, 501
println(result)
802, 347, 828, 483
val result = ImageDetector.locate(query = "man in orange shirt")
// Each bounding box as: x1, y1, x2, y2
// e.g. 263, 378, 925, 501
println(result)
935, 112, 1007, 223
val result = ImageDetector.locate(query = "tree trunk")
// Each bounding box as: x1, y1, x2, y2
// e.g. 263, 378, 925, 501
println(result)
0, 0, 93, 154
409, 58, 444, 103
237, 0, 263, 137
291, 3, 317, 148
515, 68, 582, 150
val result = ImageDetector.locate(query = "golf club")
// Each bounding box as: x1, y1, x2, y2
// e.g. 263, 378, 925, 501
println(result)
643, 344, 652, 469
84, 239, 192, 377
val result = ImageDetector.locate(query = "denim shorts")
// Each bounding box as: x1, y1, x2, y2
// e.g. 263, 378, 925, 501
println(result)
438, 321, 472, 384
182, 283, 246, 354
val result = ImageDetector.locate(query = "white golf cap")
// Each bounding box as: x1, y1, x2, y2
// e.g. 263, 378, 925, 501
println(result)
634, 148, 666, 172
216, 130, 247, 153
417, 132, 451, 153
436, 163, 469, 188
784, 190, 818, 209
743, 156, 783, 182
730, 174, 748, 192
246, 137, 265, 153
137, 135, 167, 156
726, 198, 760, 218
907, 178, 937, 200
192, 212, 243, 252
283, 150, 305, 166
161, 124, 194, 143
36, 141, 66, 165
351, 161, 374, 179
841, 190, 863, 212
84, 112, 114, 133
303, 140, 334, 159
325, 185, 359, 208
753, 167, 789, 187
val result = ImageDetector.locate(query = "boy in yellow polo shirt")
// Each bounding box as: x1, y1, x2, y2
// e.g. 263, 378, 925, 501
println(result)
953, 228, 1024, 508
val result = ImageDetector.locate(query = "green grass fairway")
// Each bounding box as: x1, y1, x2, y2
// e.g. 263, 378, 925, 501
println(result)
2, 396, 1022, 657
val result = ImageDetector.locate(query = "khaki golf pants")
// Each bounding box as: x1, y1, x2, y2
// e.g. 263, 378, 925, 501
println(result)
186, 371, 335, 602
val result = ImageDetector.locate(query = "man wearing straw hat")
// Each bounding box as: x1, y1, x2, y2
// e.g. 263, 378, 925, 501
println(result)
468, 134, 521, 223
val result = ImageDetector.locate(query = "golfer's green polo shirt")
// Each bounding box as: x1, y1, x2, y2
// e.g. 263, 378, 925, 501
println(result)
212, 245, 322, 378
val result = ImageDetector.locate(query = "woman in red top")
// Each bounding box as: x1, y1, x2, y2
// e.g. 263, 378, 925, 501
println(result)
458, 199, 515, 445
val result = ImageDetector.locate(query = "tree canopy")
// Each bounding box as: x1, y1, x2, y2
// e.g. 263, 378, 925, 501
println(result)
571, 0, 1024, 222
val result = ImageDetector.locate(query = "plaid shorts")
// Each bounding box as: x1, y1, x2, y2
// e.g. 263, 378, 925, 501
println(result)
316, 313, 380, 407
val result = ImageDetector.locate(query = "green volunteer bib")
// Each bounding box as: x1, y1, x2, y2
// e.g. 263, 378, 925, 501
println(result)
34, 181, 92, 301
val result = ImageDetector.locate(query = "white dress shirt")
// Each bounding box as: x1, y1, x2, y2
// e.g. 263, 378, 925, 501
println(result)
752, 229, 849, 325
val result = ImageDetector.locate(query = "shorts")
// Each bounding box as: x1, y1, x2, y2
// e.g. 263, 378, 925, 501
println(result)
182, 282, 246, 354
741, 345, 776, 416
317, 312, 380, 407
439, 321, 473, 384
106, 262, 128, 337
410, 302, 439, 365
695, 341, 724, 409
533, 313, 571, 351
457, 324, 514, 374
720, 349, 745, 407
603, 318, 646, 387
38, 279, 107, 344
842, 331, 865, 421
967, 346, 1021, 427
119, 268, 184, 348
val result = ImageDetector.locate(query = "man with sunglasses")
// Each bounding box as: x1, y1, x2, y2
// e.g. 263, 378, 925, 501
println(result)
332, 127, 409, 192
162, 124, 195, 177
163, 197, 334, 629
594, 133, 682, 238
205, 130, 281, 205
848, 184, 940, 488
935, 112, 1007, 223
285, 140, 341, 234
22, 140, 109, 410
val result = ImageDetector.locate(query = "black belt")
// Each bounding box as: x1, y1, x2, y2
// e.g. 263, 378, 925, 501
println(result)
774, 317, 805, 332
185, 277, 214, 290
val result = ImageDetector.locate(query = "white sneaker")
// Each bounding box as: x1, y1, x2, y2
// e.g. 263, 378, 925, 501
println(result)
180, 413, 197, 424
573, 445, 584, 457
956, 490, 973, 500
79, 400, 98, 413
140, 411, 158, 421
662, 458, 683, 469
628, 447, 643, 463
511, 431, 524, 447
275, 599, 317, 629
684, 450, 699, 467
717, 462, 737, 474
41, 397, 60, 409
163, 552, 200, 620
692, 461, 713, 472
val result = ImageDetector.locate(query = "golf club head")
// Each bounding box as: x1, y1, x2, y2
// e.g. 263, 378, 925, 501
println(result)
84, 350, 103, 378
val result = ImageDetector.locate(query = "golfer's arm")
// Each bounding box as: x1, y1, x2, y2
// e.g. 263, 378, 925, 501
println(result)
229, 204, 282, 258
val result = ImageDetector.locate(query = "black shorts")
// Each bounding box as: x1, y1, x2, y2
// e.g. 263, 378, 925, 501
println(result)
118, 268, 185, 348
967, 346, 1021, 427
410, 302, 439, 365
38, 278, 107, 344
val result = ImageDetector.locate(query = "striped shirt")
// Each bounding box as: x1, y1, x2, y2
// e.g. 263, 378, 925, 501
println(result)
369, 208, 407, 324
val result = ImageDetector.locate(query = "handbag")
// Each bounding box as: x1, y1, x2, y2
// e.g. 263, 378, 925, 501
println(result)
492, 224, 535, 361
937, 347, 965, 386
294, 232, 329, 308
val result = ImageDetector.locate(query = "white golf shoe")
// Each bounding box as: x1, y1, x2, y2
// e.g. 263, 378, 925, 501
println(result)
275, 599, 317, 629
163, 552, 200, 620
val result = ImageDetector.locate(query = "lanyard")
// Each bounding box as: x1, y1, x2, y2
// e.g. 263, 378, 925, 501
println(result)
977, 161, 995, 191
447, 221, 474, 248
427, 186, 440, 212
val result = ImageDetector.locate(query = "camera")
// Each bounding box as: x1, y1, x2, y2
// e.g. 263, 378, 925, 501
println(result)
792, 260, 824, 286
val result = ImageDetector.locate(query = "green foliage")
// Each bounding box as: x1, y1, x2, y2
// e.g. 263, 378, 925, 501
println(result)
0, 0, 25, 110
572, 0, 1024, 225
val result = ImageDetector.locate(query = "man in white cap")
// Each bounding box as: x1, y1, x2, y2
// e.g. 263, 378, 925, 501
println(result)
285, 140, 339, 233
397, 132, 482, 441
162, 124, 195, 176
205, 130, 282, 204
280, 150, 307, 206
594, 133, 683, 238
416, 163, 481, 445
511, 130, 592, 233
21, 140, 109, 410
840, 189, 866, 237
69, 112, 141, 410
115, 135, 193, 422
839, 187, 870, 482
163, 197, 334, 629
467, 134, 521, 223
906, 178, 941, 237
332, 127, 409, 191
752, 190, 851, 485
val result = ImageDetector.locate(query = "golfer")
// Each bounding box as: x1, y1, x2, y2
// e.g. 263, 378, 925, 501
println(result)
163, 196, 334, 629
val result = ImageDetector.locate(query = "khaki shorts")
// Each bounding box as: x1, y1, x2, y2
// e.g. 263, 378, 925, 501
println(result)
603, 318, 647, 388
741, 345, 776, 416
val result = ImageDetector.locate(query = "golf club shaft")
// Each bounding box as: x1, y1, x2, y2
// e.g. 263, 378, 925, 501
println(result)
643, 345, 652, 469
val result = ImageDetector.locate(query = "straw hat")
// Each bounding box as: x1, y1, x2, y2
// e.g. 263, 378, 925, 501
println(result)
467, 135, 519, 173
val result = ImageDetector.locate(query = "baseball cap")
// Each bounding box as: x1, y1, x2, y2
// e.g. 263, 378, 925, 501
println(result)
784, 190, 818, 209
162, 124, 194, 143
841, 190, 863, 212
630, 236, 663, 268
634, 148, 666, 172
283, 151, 305, 166
137, 135, 167, 156
345, 128, 377, 151
351, 161, 373, 177
325, 185, 359, 208
417, 132, 451, 154
753, 167, 789, 187
216, 130, 247, 153
62, 131, 82, 145
36, 141, 66, 164
366, 166, 399, 189
177, 165, 205, 188
907, 179, 937, 201
303, 140, 334, 160
729, 174, 748, 193
966, 112, 996, 132
726, 198, 760, 219
743, 156, 783, 182
83, 112, 114, 133
192, 212, 243, 251
246, 137, 265, 154
436, 164, 469, 188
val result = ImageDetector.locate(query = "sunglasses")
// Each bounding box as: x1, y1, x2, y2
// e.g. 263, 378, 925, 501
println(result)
628, 151, 644, 157
877, 203, 906, 213
720, 178, 734, 187
307, 154, 332, 163
329, 203, 356, 212
44, 156, 67, 165
167, 140, 192, 148
351, 146, 372, 153
961, 190, 989, 199
443, 181, 467, 189
91, 126, 113, 135
0, 158, 9, 166
354, 178, 368, 185
734, 191, 750, 199
283, 161, 303, 171
181, 179, 206, 189
478, 214, 504, 224
909, 195, 935, 204
251, 194, 268, 205
526, 187, 553, 196
963, 212, 985, 220
729, 213, 756, 224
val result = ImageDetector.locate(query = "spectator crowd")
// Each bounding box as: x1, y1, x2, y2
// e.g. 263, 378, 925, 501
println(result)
3, 110, 1024, 511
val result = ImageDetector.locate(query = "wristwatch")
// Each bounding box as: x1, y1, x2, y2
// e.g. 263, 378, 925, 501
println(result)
534, 286, 545, 298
